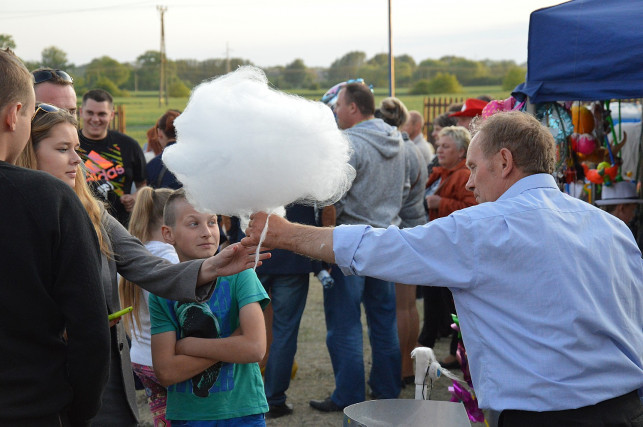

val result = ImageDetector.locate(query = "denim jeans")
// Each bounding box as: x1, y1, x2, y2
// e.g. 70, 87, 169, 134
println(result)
325, 267, 401, 407
171, 413, 265, 426
258, 273, 309, 406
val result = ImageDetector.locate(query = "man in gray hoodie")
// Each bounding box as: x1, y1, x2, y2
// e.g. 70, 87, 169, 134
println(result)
309, 83, 406, 412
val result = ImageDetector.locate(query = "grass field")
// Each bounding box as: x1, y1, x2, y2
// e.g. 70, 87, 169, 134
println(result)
102, 85, 512, 146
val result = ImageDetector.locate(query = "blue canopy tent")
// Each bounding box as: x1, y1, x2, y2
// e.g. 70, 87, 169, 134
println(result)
515, 0, 643, 103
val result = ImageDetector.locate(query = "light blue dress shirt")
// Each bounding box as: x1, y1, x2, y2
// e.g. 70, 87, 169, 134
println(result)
334, 173, 643, 412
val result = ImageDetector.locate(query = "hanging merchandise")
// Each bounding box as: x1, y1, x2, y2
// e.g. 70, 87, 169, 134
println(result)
570, 105, 595, 134
535, 103, 573, 174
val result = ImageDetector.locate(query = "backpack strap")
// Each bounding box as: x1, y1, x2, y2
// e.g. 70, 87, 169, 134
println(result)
156, 164, 168, 188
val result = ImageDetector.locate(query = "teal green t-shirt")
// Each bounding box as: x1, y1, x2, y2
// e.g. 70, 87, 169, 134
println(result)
149, 269, 270, 421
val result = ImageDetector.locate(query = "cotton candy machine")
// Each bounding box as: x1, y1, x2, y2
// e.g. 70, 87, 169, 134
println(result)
343, 399, 470, 427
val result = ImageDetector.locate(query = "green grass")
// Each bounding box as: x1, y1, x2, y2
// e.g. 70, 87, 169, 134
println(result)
110, 92, 189, 146
104, 85, 511, 146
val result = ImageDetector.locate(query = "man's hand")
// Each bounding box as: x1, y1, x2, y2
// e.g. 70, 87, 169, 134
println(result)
241, 212, 289, 248
121, 194, 136, 212
241, 212, 336, 264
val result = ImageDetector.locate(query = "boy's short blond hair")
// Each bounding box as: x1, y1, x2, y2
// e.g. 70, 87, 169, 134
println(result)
163, 188, 188, 227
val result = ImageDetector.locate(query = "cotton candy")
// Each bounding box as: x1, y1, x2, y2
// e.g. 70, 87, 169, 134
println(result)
162, 66, 355, 219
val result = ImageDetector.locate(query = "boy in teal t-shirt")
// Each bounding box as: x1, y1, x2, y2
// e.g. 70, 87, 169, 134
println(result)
149, 189, 269, 425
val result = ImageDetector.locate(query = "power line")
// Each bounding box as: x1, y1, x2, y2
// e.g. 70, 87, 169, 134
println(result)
2, 1, 157, 19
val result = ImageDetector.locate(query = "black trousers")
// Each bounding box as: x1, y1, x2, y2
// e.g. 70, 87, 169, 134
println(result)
499, 390, 643, 427
418, 285, 456, 352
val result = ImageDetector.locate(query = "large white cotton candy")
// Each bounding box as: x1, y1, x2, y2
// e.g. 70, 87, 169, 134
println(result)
162, 66, 355, 218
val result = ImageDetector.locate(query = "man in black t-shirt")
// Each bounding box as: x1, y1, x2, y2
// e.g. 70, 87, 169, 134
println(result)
78, 89, 147, 225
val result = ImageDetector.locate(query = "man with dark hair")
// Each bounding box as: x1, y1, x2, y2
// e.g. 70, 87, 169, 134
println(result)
305, 82, 406, 412
255, 204, 322, 419
32, 67, 77, 115
244, 111, 643, 425
0, 49, 110, 426
78, 88, 147, 225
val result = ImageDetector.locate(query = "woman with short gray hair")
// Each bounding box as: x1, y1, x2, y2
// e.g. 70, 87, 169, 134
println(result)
419, 125, 476, 368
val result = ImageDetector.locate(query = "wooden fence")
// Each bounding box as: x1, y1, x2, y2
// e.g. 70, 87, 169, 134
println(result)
423, 96, 465, 140
111, 105, 126, 133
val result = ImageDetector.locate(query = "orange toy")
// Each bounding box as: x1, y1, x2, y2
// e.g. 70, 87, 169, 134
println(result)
570, 105, 595, 134
583, 162, 619, 185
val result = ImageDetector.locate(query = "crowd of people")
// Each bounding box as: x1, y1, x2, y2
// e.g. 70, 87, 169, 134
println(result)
1, 47, 641, 427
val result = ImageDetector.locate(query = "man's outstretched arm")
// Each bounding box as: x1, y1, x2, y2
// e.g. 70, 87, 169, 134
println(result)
242, 212, 336, 264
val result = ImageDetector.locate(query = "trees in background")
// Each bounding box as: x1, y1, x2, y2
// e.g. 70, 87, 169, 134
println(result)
0, 34, 16, 50
327, 51, 367, 84
410, 73, 462, 95
41, 46, 71, 70
502, 66, 527, 91
5, 33, 527, 96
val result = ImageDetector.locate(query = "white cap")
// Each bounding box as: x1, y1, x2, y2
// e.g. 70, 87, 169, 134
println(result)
595, 181, 643, 205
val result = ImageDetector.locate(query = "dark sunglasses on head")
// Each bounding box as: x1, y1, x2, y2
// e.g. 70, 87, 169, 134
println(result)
32, 102, 60, 121
32, 69, 74, 85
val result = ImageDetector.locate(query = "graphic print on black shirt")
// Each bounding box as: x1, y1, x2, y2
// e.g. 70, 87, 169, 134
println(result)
78, 130, 147, 225
83, 146, 126, 197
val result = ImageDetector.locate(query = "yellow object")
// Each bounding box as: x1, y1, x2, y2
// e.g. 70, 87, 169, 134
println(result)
291, 360, 298, 379
570, 105, 595, 134
108, 306, 133, 321
261, 359, 298, 379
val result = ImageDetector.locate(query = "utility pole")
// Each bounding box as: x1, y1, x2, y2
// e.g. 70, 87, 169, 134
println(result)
158, 5, 168, 106
225, 42, 231, 74
388, 0, 395, 97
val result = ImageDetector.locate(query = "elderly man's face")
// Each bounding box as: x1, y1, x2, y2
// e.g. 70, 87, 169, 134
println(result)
465, 133, 504, 203
614, 203, 638, 224
34, 82, 77, 115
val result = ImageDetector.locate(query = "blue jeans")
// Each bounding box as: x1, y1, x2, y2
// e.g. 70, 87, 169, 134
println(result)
171, 414, 265, 426
325, 267, 401, 407
258, 274, 309, 406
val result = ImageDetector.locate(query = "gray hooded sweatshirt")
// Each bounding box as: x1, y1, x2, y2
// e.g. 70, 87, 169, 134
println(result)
400, 134, 429, 228
335, 118, 406, 228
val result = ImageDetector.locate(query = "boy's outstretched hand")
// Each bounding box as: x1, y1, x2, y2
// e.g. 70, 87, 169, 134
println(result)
199, 242, 270, 284
216, 242, 270, 276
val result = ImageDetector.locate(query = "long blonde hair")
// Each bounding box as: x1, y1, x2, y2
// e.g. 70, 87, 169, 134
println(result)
17, 107, 109, 255
119, 186, 174, 336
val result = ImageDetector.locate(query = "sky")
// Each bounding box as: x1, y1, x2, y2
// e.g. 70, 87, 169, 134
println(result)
2, 0, 564, 68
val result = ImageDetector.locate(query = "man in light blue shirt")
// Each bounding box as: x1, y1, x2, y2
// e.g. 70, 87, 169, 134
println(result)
244, 111, 643, 425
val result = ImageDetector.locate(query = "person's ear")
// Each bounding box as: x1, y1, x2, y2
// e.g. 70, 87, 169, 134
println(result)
498, 147, 515, 178
3, 103, 21, 132
161, 224, 175, 245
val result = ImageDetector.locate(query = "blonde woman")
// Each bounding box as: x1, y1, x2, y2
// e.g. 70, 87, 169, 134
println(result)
19, 104, 268, 426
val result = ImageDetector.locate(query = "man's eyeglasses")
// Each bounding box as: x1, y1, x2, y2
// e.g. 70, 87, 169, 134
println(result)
32, 69, 74, 85
32, 103, 60, 121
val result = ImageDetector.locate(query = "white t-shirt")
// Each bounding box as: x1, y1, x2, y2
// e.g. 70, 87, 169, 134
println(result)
129, 240, 179, 366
